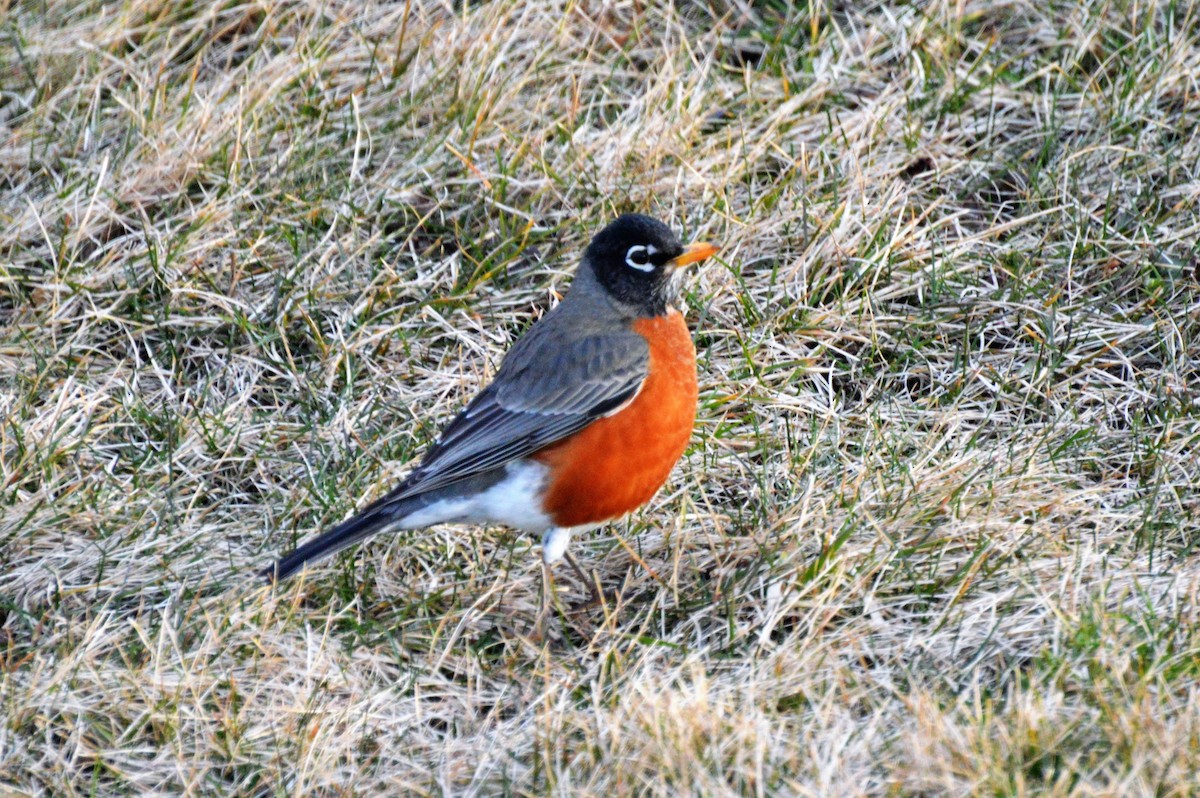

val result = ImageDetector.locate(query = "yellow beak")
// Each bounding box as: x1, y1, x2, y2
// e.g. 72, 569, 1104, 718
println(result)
666, 242, 720, 271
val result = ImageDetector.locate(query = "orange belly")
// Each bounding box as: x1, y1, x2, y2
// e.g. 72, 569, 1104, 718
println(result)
533, 312, 698, 528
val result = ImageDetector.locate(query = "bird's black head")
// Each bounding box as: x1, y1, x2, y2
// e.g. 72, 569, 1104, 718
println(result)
583, 214, 718, 317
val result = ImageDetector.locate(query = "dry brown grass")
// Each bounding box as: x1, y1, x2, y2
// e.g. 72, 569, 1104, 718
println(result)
3, 0, 1199, 795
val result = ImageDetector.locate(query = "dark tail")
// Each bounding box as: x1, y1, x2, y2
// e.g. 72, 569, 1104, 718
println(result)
261, 470, 502, 583
261, 501, 405, 583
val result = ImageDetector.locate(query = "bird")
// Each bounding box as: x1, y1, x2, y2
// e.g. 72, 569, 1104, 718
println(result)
261, 213, 718, 616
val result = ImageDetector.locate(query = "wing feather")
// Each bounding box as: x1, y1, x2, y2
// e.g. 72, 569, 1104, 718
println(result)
381, 327, 649, 503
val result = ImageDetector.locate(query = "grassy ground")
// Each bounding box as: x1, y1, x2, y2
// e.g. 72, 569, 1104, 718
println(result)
3, 0, 1199, 794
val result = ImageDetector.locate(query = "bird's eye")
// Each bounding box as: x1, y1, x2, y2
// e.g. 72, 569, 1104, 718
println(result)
625, 244, 656, 272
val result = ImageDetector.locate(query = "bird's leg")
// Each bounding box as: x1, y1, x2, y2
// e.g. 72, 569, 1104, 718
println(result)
564, 551, 607, 611
535, 560, 560, 640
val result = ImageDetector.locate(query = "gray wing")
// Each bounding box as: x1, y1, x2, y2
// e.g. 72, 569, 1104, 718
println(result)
385, 325, 649, 502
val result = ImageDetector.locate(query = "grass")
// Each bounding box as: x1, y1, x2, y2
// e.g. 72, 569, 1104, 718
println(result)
2, 0, 1199, 794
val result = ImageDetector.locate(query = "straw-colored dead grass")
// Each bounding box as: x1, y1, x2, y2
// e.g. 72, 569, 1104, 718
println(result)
3, 0, 1199, 794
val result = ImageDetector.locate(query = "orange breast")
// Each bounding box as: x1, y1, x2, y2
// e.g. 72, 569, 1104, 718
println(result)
533, 311, 698, 528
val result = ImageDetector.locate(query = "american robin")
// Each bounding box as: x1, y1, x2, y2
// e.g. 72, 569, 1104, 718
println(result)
262, 214, 718, 611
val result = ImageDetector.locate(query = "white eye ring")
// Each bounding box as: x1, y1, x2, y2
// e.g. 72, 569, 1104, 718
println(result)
625, 244, 657, 272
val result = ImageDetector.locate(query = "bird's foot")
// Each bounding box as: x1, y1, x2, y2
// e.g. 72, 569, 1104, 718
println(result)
562, 551, 621, 612
569, 585, 623, 614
